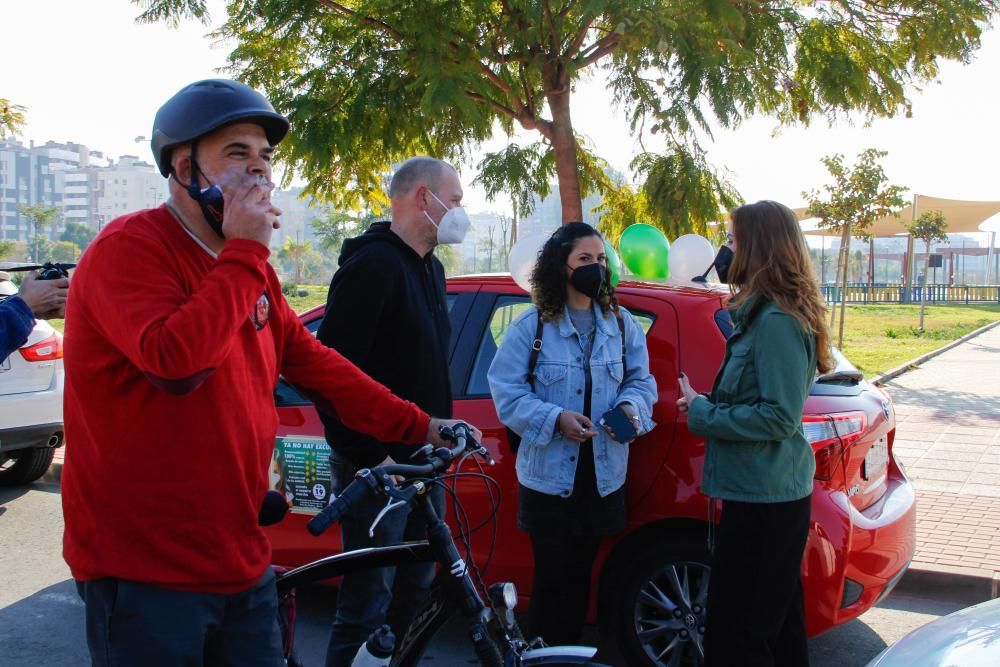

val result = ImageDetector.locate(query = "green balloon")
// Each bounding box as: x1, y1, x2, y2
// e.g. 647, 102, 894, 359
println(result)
619, 223, 670, 279
604, 239, 622, 287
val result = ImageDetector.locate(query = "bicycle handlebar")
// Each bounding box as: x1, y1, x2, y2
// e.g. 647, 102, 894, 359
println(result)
306, 423, 485, 537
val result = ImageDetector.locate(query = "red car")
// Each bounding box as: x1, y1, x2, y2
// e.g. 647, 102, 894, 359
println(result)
266, 275, 915, 666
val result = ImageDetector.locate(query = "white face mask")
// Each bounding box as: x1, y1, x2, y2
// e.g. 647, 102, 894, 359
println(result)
424, 190, 471, 244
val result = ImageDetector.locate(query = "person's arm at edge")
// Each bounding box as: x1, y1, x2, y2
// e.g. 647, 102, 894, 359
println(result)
0, 297, 35, 360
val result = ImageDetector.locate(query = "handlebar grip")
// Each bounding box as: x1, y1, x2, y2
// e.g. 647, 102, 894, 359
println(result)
306, 471, 373, 536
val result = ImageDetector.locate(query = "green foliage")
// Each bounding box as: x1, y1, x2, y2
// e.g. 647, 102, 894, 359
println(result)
137, 0, 999, 228
632, 146, 742, 240
51, 241, 81, 263
60, 222, 98, 252
803, 149, 907, 240
906, 210, 949, 248
17, 204, 61, 262
0, 98, 26, 139
310, 210, 371, 258
474, 142, 553, 219
435, 244, 463, 276
0, 240, 15, 260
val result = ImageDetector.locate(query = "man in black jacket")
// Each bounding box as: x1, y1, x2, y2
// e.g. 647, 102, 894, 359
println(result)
317, 157, 472, 666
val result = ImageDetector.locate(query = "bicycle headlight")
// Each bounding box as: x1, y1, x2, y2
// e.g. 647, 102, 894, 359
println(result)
488, 582, 518, 610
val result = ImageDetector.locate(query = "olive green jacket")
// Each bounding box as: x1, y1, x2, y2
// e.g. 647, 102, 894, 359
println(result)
688, 298, 817, 503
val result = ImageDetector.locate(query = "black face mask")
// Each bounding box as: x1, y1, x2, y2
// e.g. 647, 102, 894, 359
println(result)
569, 263, 608, 300
693, 244, 734, 283
186, 163, 226, 239
713, 244, 734, 283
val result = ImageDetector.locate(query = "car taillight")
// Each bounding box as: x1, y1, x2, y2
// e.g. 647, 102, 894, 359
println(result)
803, 412, 866, 481
19, 332, 64, 362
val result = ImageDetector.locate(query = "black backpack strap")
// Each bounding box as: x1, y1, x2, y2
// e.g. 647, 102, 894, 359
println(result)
526, 315, 545, 390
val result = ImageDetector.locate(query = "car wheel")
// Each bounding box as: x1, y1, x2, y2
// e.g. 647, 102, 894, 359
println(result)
611, 535, 711, 667
0, 447, 56, 486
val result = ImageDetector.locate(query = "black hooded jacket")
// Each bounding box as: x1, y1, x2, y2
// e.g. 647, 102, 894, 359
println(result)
316, 221, 452, 468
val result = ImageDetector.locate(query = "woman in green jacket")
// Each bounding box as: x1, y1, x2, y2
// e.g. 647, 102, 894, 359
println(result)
678, 200, 834, 666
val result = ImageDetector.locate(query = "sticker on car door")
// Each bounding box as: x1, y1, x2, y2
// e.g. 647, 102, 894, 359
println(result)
271, 436, 333, 514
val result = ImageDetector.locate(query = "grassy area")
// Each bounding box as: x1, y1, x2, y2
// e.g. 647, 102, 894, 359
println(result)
282, 284, 329, 314
46, 288, 1000, 380
833, 304, 1000, 376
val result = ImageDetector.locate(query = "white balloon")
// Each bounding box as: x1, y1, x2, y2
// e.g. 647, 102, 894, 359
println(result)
507, 233, 548, 293
668, 234, 716, 282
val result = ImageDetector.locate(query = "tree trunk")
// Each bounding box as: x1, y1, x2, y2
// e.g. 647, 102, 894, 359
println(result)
919, 240, 929, 332
545, 65, 583, 224
837, 224, 852, 349
829, 231, 848, 329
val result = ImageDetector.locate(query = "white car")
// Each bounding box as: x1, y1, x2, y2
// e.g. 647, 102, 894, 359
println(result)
0, 271, 64, 485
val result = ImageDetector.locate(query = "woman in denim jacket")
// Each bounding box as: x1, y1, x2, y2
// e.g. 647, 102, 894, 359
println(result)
488, 222, 657, 645
677, 201, 835, 666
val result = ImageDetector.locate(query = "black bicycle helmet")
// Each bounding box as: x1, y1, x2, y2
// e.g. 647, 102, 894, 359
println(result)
151, 79, 289, 177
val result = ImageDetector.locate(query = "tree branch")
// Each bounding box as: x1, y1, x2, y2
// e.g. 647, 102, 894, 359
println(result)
543, 1, 559, 54
565, 16, 595, 57
466, 92, 518, 118
574, 34, 621, 69
316, 0, 403, 40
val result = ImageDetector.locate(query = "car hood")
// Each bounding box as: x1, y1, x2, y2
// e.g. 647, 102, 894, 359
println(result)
868, 597, 1000, 666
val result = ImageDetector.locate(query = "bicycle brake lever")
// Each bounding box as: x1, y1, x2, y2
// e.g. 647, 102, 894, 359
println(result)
368, 497, 410, 538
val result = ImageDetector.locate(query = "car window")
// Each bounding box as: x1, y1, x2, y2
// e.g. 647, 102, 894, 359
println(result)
466, 296, 533, 396
275, 294, 461, 406
715, 308, 734, 339
464, 296, 656, 397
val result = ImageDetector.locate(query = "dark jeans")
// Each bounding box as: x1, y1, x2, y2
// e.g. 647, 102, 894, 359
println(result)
75, 567, 282, 667
526, 530, 603, 646
704, 496, 812, 667
325, 460, 445, 667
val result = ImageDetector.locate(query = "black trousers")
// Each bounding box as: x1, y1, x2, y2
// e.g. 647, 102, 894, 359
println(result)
704, 496, 812, 667
75, 568, 283, 667
526, 530, 603, 646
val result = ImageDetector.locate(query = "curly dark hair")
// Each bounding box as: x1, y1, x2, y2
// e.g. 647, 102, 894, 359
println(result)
529, 222, 619, 322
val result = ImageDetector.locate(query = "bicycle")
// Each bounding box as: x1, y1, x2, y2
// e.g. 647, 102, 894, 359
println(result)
272, 423, 608, 667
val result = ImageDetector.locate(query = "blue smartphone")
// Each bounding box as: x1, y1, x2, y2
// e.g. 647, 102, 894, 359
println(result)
600, 405, 638, 443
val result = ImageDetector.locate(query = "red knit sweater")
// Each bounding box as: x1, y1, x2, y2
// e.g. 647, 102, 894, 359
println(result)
62, 206, 430, 593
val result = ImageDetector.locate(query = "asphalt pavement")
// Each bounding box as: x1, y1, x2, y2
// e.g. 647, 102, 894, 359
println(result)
0, 482, 978, 666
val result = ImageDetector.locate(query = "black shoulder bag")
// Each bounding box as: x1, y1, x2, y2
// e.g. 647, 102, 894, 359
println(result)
504, 312, 626, 454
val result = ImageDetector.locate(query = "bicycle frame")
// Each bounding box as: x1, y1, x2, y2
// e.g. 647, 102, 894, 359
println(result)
275, 428, 605, 666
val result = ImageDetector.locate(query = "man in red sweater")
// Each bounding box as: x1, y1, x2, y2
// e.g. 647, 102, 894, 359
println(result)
61, 79, 475, 667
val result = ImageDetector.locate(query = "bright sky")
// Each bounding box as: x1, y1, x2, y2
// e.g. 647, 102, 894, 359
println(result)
5, 1, 999, 236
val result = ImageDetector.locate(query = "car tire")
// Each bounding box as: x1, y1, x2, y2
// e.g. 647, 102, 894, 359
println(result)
0, 447, 56, 486
610, 534, 712, 667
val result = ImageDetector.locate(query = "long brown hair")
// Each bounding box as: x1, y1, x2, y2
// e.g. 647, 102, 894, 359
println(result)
727, 201, 834, 373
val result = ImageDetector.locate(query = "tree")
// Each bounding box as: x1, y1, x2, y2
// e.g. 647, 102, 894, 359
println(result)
311, 210, 371, 260
51, 241, 82, 263
138, 0, 998, 230
0, 240, 15, 260
17, 204, 61, 262
803, 149, 906, 349
904, 210, 949, 333
434, 244, 463, 277
278, 237, 311, 286
60, 222, 97, 253
0, 98, 26, 139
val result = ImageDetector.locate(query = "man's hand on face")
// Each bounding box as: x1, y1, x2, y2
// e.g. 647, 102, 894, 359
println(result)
221, 174, 282, 247
18, 272, 69, 320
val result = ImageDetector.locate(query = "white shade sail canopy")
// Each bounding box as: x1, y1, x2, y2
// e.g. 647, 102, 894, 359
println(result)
795, 195, 1000, 238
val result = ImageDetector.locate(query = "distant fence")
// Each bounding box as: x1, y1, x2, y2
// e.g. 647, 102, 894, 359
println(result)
821, 283, 1000, 305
